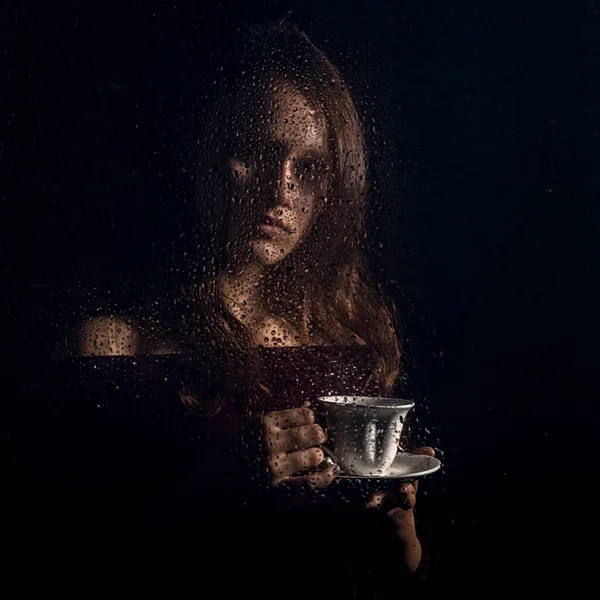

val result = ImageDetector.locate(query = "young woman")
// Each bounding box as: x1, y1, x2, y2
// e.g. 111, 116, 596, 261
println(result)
44, 23, 434, 591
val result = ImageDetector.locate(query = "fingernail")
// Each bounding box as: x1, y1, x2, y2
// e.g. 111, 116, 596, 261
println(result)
332, 464, 341, 476
318, 457, 334, 470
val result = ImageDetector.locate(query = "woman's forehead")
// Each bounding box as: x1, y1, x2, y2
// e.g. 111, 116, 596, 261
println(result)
233, 80, 328, 154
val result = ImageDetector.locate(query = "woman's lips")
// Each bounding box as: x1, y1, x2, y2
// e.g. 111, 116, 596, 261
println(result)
258, 223, 287, 238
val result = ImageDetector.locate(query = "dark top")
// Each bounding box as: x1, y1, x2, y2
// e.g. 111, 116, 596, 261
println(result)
2, 346, 418, 594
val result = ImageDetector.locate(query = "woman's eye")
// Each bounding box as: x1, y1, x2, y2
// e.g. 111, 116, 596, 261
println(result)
294, 160, 319, 181
229, 157, 254, 182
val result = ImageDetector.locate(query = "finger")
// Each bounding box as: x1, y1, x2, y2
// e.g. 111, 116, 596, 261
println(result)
263, 406, 315, 430
269, 423, 327, 454
395, 483, 416, 510
303, 464, 340, 489
414, 446, 435, 457
276, 465, 338, 490
273, 447, 325, 481
397, 482, 415, 494
367, 484, 416, 512
272, 460, 339, 488
366, 491, 395, 510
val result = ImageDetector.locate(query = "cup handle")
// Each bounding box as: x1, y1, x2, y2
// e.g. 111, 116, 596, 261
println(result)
365, 420, 378, 464
378, 420, 400, 468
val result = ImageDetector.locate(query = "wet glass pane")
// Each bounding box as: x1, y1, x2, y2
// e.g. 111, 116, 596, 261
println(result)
1, 0, 595, 591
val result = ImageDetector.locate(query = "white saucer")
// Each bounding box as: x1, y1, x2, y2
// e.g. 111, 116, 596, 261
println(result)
337, 452, 441, 481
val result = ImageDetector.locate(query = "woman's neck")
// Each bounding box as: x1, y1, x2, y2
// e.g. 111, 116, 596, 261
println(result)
218, 263, 305, 347
219, 262, 268, 325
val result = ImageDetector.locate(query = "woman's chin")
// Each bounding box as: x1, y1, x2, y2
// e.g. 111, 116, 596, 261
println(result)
250, 239, 287, 266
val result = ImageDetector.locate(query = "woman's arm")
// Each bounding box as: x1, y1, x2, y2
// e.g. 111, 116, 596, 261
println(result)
52, 314, 179, 357
366, 446, 435, 574
52, 315, 141, 357
367, 481, 423, 573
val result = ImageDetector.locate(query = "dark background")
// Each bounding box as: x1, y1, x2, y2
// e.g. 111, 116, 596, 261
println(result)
1, 0, 598, 586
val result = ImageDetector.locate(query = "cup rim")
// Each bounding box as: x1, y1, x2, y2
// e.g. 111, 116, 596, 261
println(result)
317, 396, 415, 410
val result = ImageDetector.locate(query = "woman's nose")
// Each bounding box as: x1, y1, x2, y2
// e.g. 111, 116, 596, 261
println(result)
276, 161, 294, 209
278, 190, 292, 209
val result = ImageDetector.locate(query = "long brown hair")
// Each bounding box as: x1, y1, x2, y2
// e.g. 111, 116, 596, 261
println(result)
175, 23, 401, 416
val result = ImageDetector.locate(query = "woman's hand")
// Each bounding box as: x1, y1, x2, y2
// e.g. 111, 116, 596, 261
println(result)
263, 401, 339, 488
366, 446, 435, 573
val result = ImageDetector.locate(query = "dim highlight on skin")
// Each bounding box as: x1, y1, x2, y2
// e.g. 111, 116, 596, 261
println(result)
219, 83, 330, 347
65, 24, 435, 578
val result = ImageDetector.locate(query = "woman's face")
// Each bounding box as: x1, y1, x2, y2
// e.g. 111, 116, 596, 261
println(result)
228, 82, 329, 266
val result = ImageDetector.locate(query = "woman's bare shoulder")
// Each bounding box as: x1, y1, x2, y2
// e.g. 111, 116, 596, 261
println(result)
53, 314, 182, 358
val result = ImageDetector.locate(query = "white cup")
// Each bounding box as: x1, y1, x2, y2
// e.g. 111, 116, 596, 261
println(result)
317, 396, 414, 476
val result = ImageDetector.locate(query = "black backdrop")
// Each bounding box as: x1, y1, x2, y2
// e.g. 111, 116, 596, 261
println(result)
1, 0, 598, 587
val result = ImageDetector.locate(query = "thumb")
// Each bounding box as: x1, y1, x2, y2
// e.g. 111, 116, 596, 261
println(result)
414, 446, 435, 457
